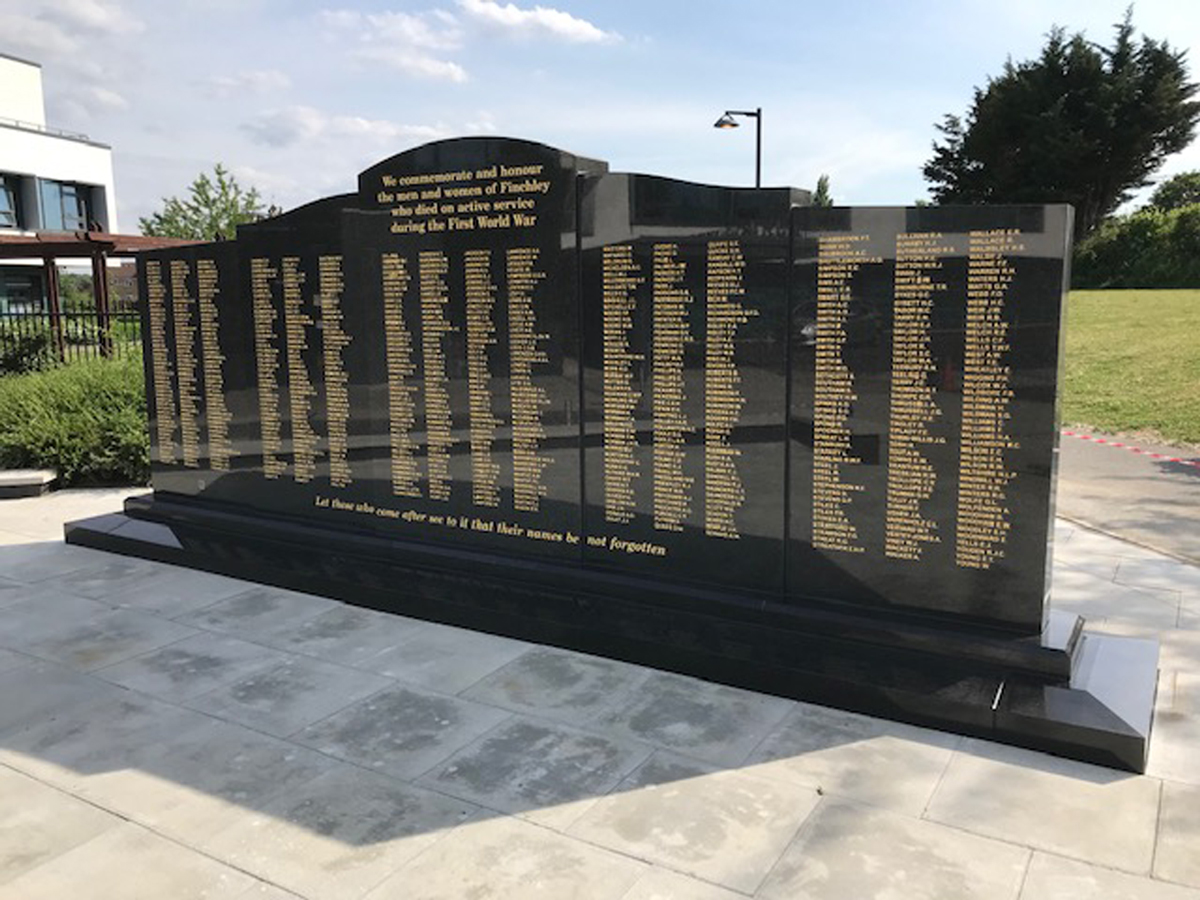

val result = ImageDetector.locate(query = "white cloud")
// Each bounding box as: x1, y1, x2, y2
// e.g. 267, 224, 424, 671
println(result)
206, 69, 291, 98
319, 8, 468, 81
457, 0, 618, 43
0, 0, 142, 64
48, 0, 143, 34
353, 47, 468, 82
241, 105, 448, 148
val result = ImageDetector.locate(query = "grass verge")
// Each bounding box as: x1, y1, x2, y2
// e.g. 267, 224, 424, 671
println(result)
1062, 289, 1200, 445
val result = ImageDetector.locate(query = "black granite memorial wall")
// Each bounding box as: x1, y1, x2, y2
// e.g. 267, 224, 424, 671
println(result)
67, 137, 1158, 770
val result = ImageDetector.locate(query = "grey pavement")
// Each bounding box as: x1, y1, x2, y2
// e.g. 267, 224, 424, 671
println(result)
1057, 431, 1200, 564
0, 490, 1198, 899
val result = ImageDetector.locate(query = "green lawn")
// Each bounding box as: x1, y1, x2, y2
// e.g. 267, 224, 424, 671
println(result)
1062, 289, 1200, 445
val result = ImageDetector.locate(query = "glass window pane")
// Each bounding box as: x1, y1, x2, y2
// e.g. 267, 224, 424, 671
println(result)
0, 179, 16, 228
40, 180, 64, 231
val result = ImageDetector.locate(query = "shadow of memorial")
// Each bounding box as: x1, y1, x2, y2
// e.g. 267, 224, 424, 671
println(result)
0, 536, 1139, 867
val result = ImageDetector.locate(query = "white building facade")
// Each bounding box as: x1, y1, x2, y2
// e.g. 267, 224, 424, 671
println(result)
1, 52, 119, 309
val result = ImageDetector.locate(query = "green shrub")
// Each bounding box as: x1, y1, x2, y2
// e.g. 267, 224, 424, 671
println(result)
0, 322, 55, 374
1074, 203, 1200, 288
0, 354, 149, 485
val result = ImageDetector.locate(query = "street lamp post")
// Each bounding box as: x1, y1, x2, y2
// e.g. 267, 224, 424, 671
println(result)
713, 107, 762, 188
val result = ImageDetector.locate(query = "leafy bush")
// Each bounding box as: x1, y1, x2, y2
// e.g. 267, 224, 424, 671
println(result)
1074, 203, 1200, 288
0, 354, 149, 485
0, 322, 55, 374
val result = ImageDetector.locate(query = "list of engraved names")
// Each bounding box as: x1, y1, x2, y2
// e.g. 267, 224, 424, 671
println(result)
281, 258, 317, 484
811, 235, 873, 553
196, 259, 233, 471
382, 253, 421, 498
956, 230, 1021, 569
885, 233, 950, 561
145, 261, 177, 463
652, 243, 693, 533
465, 249, 501, 507
601, 244, 642, 524
318, 256, 351, 488
704, 240, 753, 540
250, 257, 285, 478
507, 246, 550, 513
169, 260, 200, 468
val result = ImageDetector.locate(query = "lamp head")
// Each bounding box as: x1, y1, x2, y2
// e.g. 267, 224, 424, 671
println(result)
713, 112, 739, 129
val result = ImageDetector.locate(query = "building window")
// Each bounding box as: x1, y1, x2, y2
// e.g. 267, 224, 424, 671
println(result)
39, 179, 92, 231
0, 176, 18, 229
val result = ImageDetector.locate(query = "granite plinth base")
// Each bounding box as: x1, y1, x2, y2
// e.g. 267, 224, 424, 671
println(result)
64, 493, 1158, 771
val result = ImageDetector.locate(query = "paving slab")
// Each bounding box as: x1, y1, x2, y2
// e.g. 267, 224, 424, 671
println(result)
357, 621, 531, 694
0, 576, 81, 610
618, 869, 745, 900
568, 751, 819, 894
93, 631, 292, 703
0, 659, 126, 735
924, 739, 1160, 873
1056, 433, 1200, 563
0, 692, 211, 796
184, 655, 392, 738
91, 718, 338, 846
745, 701, 960, 816
0, 648, 30, 674
1116, 557, 1200, 595
0, 592, 114, 649
0, 766, 123, 887
1050, 564, 1180, 633
258, 604, 423, 666
364, 814, 646, 900
0, 540, 113, 584
0, 487, 143, 542
235, 885, 305, 900
292, 683, 511, 781
1053, 524, 1174, 564
21, 606, 197, 671
201, 763, 480, 900
1024, 851, 1200, 899
461, 646, 651, 726
594, 671, 794, 767
0, 821, 256, 900
177, 585, 343, 638
1154, 781, 1200, 889
1146, 671, 1200, 785
758, 798, 1029, 900
33, 555, 170, 600
57, 561, 251, 618
418, 715, 653, 830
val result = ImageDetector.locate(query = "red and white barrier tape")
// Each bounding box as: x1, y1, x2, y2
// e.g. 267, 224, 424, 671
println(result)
1061, 430, 1200, 470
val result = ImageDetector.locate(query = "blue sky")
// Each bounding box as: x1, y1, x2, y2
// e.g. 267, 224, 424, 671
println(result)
4, 0, 1200, 229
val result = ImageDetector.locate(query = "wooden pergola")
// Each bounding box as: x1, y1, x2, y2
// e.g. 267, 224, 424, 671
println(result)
0, 230, 198, 358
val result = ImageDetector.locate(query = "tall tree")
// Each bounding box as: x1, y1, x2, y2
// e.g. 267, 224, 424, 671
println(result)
1150, 170, 1200, 211
139, 164, 268, 240
812, 174, 833, 207
923, 12, 1199, 239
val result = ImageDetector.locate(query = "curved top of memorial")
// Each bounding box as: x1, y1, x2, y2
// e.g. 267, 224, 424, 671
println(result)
357, 136, 608, 205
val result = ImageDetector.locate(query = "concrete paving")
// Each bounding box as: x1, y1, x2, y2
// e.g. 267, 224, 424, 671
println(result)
0, 490, 1198, 899
1057, 431, 1200, 564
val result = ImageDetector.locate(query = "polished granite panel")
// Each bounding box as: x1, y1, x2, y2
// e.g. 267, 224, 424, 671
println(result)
789, 206, 1070, 632
107, 137, 1157, 770
577, 174, 794, 589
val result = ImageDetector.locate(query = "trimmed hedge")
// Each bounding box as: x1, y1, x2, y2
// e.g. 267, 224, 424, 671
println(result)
0, 354, 149, 486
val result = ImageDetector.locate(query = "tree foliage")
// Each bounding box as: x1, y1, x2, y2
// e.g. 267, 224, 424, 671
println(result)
139, 164, 267, 241
1073, 203, 1200, 287
812, 174, 833, 207
924, 12, 1199, 239
1150, 170, 1200, 211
